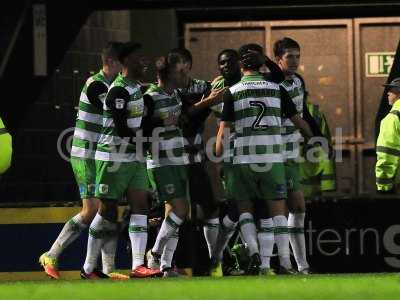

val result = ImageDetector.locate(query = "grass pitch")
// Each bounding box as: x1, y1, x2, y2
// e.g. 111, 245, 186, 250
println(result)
0, 273, 399, 300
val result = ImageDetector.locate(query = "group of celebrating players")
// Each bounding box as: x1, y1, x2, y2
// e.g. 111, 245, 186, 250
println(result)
39, 36, 323, 279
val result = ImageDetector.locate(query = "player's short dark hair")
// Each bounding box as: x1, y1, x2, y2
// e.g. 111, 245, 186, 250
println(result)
117, 41, 142, 64
238, 43, 264, 70
101, 41, 124, 63
169, 48, 192, 68
217, 49, 239, 63
156, 52, 184, 82
238, 44, 263, 58
273, 37, 300, 58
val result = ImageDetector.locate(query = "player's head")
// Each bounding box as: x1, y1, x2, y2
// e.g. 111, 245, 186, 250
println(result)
238, 43, 264, 71
273, 37, 301, 75
156, 52, 187, 89
118, 41, 149, 80
169, 48, 193, 75
217, 49, 240, 80
383, 77, 400, 106
101, 41, 124, 75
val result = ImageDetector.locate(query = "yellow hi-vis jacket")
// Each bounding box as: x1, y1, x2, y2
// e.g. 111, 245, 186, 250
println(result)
376, 99, 400, 191
300, 102, 336, 199
0, 117, 12, 174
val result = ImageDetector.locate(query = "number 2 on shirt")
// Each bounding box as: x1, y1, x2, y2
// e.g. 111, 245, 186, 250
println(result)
250, 101, 268, 130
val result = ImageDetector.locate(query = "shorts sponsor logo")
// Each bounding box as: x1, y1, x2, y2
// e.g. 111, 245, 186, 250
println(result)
276, 184, 286, 196
99, 184, 109, 194
79, 185, 86, 195
165, 184, 175, 195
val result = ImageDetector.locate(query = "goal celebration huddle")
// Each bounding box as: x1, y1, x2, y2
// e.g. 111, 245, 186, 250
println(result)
39, 37, 333, 279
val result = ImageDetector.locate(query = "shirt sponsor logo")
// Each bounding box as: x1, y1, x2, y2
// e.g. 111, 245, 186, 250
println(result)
276, 184, 287, 196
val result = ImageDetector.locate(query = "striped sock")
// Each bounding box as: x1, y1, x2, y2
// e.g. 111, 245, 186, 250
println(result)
273, 215, 291, 270
48, 213, 87, 259
129, 214, 148, 269
238, 213, 259, 256
161, 228, 179, 271
152, 211, 183, 255
83, 213, 117, 274
203, 218, 220, 258
258, 218, 274, 269
214, 215, 237, 261
288, 212, 309, 271
101, 234, 118, 274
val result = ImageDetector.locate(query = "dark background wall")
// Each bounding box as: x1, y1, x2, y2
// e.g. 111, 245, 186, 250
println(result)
0, 10, 131, 204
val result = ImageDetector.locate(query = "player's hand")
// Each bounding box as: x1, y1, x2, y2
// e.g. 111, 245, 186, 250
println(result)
149, 217, 162, 227
211, 75, 223, 85
205, 87, 228, 105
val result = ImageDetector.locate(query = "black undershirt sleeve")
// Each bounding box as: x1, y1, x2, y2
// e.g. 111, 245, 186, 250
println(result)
141, 93, 165, 129
86, 80, 109, 111
280, 87, 298, 119
264, 57, 285, 84
105, 86, 134, 137
302, 103, 324, 137
221, 90, 235, 122
141, 94, 155, 137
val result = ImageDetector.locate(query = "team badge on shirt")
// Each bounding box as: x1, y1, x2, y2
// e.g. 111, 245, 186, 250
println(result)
115, 98, 125, 109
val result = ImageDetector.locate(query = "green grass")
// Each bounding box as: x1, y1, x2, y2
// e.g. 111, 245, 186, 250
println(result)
0, 274, 399, 300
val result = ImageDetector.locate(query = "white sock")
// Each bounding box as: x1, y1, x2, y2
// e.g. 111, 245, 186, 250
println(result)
273, 215, 292, 269
129, 214, 148, 270
214, 215, 237, 261
101, 234, 118, 274
238, 213, 259, 256
152, 211, 183, 255
48, 213, 87, 259
288, 212, 309, 271
161, 228, 179, 271
203, 218, 220, 258
83, 213, 117, 274
257, 218, 274, 269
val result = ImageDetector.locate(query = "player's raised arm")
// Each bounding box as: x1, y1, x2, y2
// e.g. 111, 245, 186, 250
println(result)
187, 87, 228, 115
105, 85, 137, 138
280, 86, 322, 140
86, 80, 109, 111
